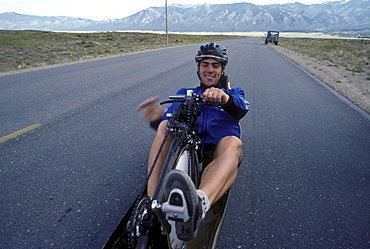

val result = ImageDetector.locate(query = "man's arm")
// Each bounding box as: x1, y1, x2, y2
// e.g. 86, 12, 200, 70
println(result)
221, 94, 249, 120
221, 88, 249, 120
137, 97, 165, 129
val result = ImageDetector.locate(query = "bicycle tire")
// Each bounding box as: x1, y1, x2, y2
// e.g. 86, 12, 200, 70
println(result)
154, 140, 199, 202
164, 144, 199, 249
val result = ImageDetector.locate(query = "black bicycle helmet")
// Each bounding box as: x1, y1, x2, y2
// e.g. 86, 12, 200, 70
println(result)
195, 42, 228, 67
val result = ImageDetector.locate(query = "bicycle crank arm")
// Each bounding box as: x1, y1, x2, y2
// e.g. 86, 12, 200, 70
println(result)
151, 200, 172, 236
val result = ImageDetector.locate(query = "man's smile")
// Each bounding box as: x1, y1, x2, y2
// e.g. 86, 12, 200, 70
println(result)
198, 58, 224, 86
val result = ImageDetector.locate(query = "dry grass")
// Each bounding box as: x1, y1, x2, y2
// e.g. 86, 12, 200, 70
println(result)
278, 37, 370, 79
0, 30, 240, 73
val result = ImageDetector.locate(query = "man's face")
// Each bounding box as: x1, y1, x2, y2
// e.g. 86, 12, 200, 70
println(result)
198, 58, 224, 87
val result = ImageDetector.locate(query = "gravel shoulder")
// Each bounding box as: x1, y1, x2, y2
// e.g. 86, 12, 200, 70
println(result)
272, 45, 370, 114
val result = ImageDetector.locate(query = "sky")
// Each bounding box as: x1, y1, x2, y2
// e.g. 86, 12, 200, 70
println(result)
1, 0, 331, 21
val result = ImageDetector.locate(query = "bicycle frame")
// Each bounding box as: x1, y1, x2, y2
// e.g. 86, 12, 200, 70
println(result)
138, 90, 203, 249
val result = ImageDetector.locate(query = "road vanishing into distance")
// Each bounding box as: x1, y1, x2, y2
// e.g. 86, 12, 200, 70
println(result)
1, 38, 369, 248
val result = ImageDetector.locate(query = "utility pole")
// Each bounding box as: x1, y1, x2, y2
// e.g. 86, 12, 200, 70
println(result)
166, 0, 168, 46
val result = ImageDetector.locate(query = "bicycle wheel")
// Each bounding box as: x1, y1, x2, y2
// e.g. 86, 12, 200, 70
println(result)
174, 145, 200, 187
152, 135, 200, 249
166, 146, 199, 249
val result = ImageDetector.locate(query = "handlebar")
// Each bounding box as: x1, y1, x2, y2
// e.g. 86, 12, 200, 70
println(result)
160, 92, 203, 106
160, 90, 215, 106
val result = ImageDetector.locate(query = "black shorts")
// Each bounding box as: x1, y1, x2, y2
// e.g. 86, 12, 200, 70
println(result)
199, 143, 217, 169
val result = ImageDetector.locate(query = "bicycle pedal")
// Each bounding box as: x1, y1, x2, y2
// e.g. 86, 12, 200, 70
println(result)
162, 188, 189, 222
169, 192, 183, 206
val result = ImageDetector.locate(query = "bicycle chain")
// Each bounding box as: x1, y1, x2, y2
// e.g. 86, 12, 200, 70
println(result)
126, 130, 171, 248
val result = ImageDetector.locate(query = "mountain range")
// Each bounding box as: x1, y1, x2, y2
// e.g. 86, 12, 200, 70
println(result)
0, 0, 369, 33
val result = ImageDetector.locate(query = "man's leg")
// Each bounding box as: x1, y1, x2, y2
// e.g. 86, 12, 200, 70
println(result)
162, 135, 242, 239
147, 120, 173, 197
199, 136, 243, 205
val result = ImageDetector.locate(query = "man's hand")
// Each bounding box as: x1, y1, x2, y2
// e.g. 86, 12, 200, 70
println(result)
137, 97, 165, 123
202, 87, 230, 105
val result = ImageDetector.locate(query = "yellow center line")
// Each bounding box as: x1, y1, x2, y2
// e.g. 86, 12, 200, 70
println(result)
0, 123, 43, 144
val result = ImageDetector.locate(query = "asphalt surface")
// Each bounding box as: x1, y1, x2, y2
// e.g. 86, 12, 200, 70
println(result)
1, 38, 369, 248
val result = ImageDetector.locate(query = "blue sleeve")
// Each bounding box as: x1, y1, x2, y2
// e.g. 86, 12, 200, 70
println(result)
222, 87, 250, 120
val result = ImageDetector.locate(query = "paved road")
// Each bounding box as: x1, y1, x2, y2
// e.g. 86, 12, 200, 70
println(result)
1, 38, 369, 248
